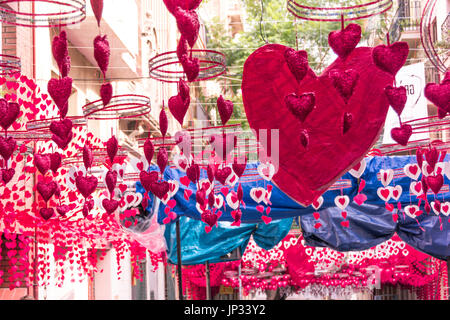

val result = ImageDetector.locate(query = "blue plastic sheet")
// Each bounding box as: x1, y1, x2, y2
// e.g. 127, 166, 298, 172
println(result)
164, 216, 293, 265
136, 156, 450, 260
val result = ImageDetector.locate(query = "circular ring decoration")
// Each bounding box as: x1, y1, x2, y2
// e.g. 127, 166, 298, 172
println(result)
148, 50, 227, 83
287, 0, 393, 22
0, 54, 20, 75
82, 94, 151, 120
26, 115, 87, 133
420, 0, 448, 73
0, 0, 86, 27
0, 129, 51, 141
63, 149, 128, 167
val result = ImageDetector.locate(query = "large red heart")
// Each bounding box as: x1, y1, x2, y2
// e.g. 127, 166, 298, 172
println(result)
242, 44, 394, 206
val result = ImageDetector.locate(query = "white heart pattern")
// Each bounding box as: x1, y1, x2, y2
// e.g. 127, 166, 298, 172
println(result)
225, 172, 239, 188
349, 159, 366, 178
122, 192, 143, 209
312, 196, 324, 210
129, 156, 149, 172
403, 164, 421, 181
421, 161, 444, 177
440, 202, 450, 216
226, 191, 240, 210
263, 189, 272, 205
380, 169, 394, 187
377, 187, 392, 202
409, 181, 423, 196
199, 179, 213, 195
250, 187, 266, 203
257, 162, 275, 181
173, 153, 191, 172
214, 194, 224, 209
404, 205, 420, 219
390, 185, 402, 201
334, 195, 349, 210
112, 163, 126, 179
430, 201, 441, 216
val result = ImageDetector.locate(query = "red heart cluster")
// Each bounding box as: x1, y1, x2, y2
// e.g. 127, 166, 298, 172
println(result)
425, 71, 450, 118
165, 0, 202, 81
52, 30, 71, 78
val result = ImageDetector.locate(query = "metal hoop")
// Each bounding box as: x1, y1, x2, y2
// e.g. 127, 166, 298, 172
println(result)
286, 0, 393, 22
148, 49, 227, 83
0, 0, 86, 27
82, 94, 151, 120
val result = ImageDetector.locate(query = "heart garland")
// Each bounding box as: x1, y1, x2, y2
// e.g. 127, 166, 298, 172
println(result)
0, 98, 20, 186
311, 196, 323, 229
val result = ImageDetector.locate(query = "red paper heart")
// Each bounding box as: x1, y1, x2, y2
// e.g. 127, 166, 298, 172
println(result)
184, 189, 193, 200
180, 55, 200, 82
313, 212, 320, 220
102, 198, 119, 214
261, 215, 272, 224
75, 175, 98, 198
100, 82, 113, 106
217, 95, 234, 125
328, 23, 362, 58
90, 0, 104, 26
284, 48, 308, 83
385, 85, 407, 116
215, 167, 232, 185
391, 124, 412, 146
425, 74, 450, 112
168, 94, 189, 126
174, 7, 200, 47
242, 44, 394, 206
94, 35, 110, 76
39, 208, 55, 221
150, 181, 170, 199
0, 99, 20, 131
0, 136, 16, 161
105, 170, 118, 195
372, 42, 409, 75
180, 175, 191, 187
36, 180, 58, 202
140, 171, 159, 192
47, 77, 72, 112
427, 174, 443, 194
143, 139, 154, 164
1, 168, 14, 184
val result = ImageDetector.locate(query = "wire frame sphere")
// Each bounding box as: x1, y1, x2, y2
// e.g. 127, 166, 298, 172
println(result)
0, 0, 86, 27
287, 0, 393, 22
0, 54, 20, 75
148, 49, 227, 83
82, 94, 151, 120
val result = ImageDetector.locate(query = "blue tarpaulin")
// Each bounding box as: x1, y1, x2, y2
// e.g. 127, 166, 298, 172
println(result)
136, 156, 450, 261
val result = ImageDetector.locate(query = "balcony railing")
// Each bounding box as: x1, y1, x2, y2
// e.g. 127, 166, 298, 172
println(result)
389, 0, 421, 42
442, 13, 450, 43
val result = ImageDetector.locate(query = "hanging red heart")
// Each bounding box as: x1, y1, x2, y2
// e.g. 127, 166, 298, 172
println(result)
328, 23, 362, 59
94, 35, 110, 76
0, 99, 20, 131
242, 44, 395, 206
106, 135, 118, 163
217, 95, 233, 125
90, 0, 104, 27
100, 82, 113, 106
75, 175, 98, 198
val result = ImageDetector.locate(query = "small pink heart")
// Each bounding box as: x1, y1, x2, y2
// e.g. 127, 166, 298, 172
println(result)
261, 215, 272, 224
